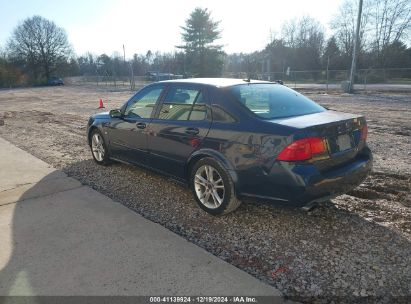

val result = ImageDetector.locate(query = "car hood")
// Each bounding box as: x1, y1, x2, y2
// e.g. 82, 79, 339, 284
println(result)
91, 111, 111, 120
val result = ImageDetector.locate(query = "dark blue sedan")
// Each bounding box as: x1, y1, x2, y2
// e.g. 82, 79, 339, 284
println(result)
87, 78, 372, 215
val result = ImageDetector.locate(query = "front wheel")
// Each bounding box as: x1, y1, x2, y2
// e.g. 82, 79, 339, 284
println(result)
190, 157, 241, 215
90, 129, 110, 165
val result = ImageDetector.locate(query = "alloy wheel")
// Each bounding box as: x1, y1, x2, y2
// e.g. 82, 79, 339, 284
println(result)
91, 132, 105, 162
194, 165, 225, 209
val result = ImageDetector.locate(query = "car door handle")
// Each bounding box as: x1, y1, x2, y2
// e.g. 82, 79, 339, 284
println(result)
185, 127, 199, 135
136, 122, 146, 129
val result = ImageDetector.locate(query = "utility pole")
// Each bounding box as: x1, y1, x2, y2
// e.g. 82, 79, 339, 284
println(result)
123, 44, 126, 80
326, 55, 330, 93
348, 0, 363, 93
123, 44, 134, 90
130, 61, 135, 90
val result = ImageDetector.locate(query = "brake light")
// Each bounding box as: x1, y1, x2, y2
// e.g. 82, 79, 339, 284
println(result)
361, 124, 368, 141
277, 137, 327, 161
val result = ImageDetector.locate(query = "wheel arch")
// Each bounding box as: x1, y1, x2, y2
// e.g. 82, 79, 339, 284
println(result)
87, 125, 99, 146
185, 149, 238, 185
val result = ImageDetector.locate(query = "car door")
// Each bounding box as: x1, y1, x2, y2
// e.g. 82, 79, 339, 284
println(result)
107, 84, 166, 165
147, 84, 212, 179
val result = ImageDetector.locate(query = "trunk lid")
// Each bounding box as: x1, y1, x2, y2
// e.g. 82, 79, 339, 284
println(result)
271, 110, 367, 169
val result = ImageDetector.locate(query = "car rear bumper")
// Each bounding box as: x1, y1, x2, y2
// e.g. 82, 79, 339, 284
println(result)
237, 146, 373, 207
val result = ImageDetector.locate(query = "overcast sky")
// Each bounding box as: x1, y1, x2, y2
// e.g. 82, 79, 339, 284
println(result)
0, 0, 344, 57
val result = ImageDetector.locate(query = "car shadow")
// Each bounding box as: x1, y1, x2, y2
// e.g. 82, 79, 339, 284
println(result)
0, 171, 83, 296
1, 168, 285, 299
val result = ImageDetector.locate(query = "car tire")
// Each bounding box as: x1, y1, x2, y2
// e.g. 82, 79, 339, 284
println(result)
90, 129, 110, 165
190, 157, 241, 215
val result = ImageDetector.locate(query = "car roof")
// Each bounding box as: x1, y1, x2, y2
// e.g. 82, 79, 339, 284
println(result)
158, 78, 273, 88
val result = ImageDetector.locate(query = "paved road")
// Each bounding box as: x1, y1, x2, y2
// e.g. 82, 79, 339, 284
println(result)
0, 137, 282, 298
289, 83, 411, 92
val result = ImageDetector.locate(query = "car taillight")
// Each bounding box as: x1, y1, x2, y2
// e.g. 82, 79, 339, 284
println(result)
361, 124, 368, 141
277, 137, 327, 161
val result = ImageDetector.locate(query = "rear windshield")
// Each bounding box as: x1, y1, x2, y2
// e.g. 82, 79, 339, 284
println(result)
228, 83, 325, 119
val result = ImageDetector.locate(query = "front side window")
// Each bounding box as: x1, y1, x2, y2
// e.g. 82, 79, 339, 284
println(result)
228, 84, 325, 119
124, 86, 164, 118
158, 87, 206, 121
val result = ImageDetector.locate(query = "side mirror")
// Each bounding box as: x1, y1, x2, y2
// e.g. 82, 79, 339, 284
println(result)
109, 109, 122, 118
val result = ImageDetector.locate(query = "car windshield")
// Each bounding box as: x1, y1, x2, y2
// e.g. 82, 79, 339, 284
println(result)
228, 83, 325, 119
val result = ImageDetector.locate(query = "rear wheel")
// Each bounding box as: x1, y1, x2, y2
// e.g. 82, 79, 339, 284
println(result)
190, 157, 241, 215
90, 129, 110, 165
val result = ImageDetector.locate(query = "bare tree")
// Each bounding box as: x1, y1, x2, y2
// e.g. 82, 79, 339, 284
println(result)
331, 0, 410, 66
281, 19, 298, 48
369, 0, 411, 65
7, 15, 72, 83
282, 16, 325, 49
281, 16, 325, 70
330, 0, 370, 58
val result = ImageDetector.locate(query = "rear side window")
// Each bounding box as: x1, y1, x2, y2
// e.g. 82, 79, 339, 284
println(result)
159, 87, 206, 121
228, 84, 325, 119
212, 105, 237, 123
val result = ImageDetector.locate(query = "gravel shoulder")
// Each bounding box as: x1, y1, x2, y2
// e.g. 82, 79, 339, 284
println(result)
0, 86, 410, 302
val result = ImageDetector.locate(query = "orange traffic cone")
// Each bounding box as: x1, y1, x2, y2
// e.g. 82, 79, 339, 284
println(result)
98, 98, 105, 109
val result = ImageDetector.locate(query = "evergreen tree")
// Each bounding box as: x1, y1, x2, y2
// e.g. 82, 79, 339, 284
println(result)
323, 36, 345, 69
178, 8, 224, 77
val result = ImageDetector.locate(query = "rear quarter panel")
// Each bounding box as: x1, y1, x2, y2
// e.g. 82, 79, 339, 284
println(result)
202, 87, 298, 193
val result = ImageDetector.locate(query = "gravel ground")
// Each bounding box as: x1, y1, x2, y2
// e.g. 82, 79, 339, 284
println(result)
0, 86, 410, 303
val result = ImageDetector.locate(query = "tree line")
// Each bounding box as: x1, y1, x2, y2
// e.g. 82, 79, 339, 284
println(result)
0, 0, 410, 87
227, 0, 411, 79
